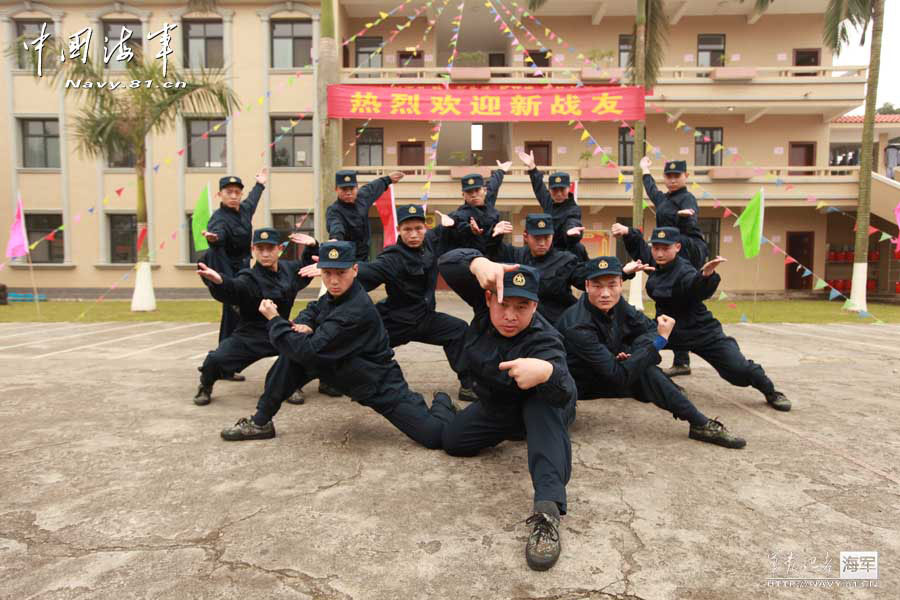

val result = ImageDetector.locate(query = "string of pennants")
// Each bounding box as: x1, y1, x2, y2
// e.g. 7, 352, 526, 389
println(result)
345, 0, 451, 158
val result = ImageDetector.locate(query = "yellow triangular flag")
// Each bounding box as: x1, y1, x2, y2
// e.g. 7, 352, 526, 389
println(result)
816, 200, 825, 210
691, 182, 700, 190
713, 144, 724, 153
617, 173, 625, 184
675, 120, 685, 129
379, 11, 389, 19
257, 96, 264, 105
580, 130, 590, 141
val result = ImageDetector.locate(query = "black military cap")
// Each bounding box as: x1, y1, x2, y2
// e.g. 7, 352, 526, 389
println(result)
525, 213, 554, 235
502, 265, 540, 302
461, 173, 484, 191
663, 160, 687, 174
650, 226, 680, 245
219, 175, 244, 190
584, 256, 623, 279
548, 172, 570, 189
396, 204, 426, 224
252, 227, 280, 246
318, 241, 356, 269
336, 170, 358, 188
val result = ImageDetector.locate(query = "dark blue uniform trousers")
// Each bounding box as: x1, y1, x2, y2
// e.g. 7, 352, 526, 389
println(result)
383, 311, 470, 385
441, 396, 575, 514
673, 334, 775, 395
200, 331, 276, 388
253, 356, 455, 450
576, 365, 708, 426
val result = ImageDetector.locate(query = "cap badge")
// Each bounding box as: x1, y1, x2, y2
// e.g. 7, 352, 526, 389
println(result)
512, 273, 526, 287
408, 206, 417, 214
328, 248, 339, 259
598, 260, 608, 269
229, 177, 237, 183
344, 175, 351, 182
554, 176, 561, 183
468, 178, 475, 185
668, 163, 675, 170
260, 231, 269, 240
537, 220, 546, 229
658, 231, 667, 239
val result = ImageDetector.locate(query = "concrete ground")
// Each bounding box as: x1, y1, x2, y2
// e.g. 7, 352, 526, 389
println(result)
1, 296, 898, 599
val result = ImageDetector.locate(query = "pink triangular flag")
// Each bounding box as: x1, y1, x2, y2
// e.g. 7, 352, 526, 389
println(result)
723, 208, 734, 218
4, 194, 27, 258
784, 255, 797, 265
115, 187, 124, 197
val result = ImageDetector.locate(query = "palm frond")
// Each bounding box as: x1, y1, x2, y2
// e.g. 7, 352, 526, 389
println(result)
627, 0, 669, 88
824, 0, 874, 54
527, 0, 548, 10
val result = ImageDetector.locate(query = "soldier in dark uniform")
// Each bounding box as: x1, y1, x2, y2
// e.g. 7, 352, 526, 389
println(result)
488, 214, 586, 325
200, 169, 268, 381
444, 161, 510, 254
615, 226, 791, 412
518, 150, 588, 261
193, 227, 314, 406
635, 157, 709, 377
556, 256, 746, 448
326, 169, 404, 261
303, 205, 476, 402
438, 249, 577, 572
219, 241, 457, 447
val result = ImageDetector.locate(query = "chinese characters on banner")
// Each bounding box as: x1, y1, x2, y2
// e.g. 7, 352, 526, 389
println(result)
21, 22, 178, 76
328, 85, 646, 122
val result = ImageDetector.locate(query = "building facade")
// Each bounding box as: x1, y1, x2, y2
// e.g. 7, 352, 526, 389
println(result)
1, 0, 899, 296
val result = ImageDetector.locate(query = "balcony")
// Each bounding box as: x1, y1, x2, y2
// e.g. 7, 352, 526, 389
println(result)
340, 65, 867, 122
348, 164, 861, 210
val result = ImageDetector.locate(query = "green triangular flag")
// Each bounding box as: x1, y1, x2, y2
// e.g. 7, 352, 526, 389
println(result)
842, 299, 856, 310
718, 290, 728, 301
813, 277, 828, 290
879, 232, 892, 242
733, 188, 765, 258
192, 182, 213, 252
641, 199, 650, 210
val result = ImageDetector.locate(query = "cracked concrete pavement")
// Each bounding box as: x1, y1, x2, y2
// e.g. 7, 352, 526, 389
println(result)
1, 299, 898, 599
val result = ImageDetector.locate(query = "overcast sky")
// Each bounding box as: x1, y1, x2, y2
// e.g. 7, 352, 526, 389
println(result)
833, 0, 899, 114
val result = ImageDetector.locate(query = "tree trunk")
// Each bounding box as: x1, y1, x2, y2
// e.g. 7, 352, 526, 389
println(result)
131, 150, 156, 311
849, 0, 884, 313
628, 0, 648, 311
317, 0, 340, 242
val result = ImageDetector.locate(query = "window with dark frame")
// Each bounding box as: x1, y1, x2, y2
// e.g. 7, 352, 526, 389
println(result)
21, 119, 60, 169
697, 34, 726, 68
187, 118, 227, 168
109, 214, 137, 263
16, 20, 55, 70
793, 49, 821, 76
273, 212, 315, 261
698, 217, 721, 257
526, 50, 550, 77
184, 21, 224, 69
355, 37, 382, 78
695, 127, 723, 167
357, 127, 384, 166
25, 214, 64, 263
397, 50, 423, 77
271, 20, 313, 69
271, 117, 313, 167
102, 20, 142, 70
618, 35, 633, 68
617, 125, 648, 167
108, 146, 136, 169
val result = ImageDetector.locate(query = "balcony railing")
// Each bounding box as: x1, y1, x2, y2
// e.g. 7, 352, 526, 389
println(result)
348, 164, 860, 180
341, 65, 867, 84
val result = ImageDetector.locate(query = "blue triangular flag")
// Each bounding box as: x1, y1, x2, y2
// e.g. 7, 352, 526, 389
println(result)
825, 207, 840, 213
859, 310, 872, 318
625, 183, 633, 192
828, 288, 841, 300
153, 164, 160, 172
801, 268, 812, 278
702, 191, 712, 198
740, 314, 748, 323
88, 206, 95, 213
760, 235, 769, 244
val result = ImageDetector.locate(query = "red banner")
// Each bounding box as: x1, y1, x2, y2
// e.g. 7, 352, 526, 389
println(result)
327, 85, 645, 122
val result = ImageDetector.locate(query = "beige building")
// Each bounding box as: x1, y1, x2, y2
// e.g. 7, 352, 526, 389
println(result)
1, 0, 899, 297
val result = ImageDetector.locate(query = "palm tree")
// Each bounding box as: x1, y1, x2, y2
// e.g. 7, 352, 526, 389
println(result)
19, 42, 239, 311
318, 0, 341, 241
747, 0, 884, 312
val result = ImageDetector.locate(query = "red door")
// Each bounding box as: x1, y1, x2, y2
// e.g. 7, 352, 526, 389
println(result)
789, 143, 815, 176
525, 141, 552, 167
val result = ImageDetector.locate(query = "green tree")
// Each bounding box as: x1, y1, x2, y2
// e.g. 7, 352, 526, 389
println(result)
877, 102, 900, 114
16, 40, 239, 310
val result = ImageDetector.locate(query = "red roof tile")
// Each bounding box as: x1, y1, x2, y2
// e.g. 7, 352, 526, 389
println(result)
832, 114, 900, 123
